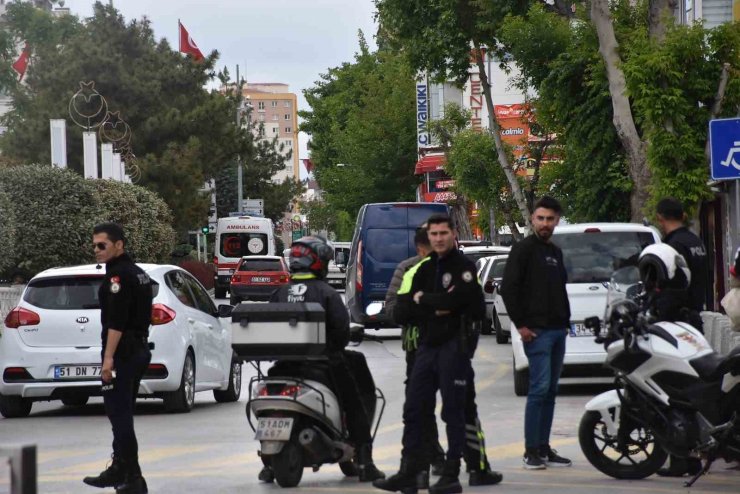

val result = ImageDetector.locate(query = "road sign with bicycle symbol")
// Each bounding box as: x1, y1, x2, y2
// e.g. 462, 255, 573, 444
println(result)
710, 118, 740, 180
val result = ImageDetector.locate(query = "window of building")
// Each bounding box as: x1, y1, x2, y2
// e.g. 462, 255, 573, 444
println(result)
271, 101, 278, 107
258, 101, 265, 110
284, 114, 291, 120
285, 127, 292, 133
286, 140, 292, 148
259, 114, 265, 121
272, 114, 278, 120
284, 101, 290, 108
273, 126, 279, 134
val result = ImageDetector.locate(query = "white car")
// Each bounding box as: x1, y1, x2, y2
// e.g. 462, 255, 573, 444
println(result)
511, 223, 661, 396
479, 255, 509, 342
461, 245, 511, 266
0, 264, 241, 418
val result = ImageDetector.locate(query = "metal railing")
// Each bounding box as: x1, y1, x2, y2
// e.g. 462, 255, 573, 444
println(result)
0, 444, 36, 494
701, 311, 740, 355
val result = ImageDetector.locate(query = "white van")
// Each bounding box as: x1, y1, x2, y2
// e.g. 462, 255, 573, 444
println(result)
213, 216, 275, 299
327, 241, 351, 289
510, 223, 661, 395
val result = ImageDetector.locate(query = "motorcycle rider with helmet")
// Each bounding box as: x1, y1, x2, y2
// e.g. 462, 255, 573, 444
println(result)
257, 236, 385, 483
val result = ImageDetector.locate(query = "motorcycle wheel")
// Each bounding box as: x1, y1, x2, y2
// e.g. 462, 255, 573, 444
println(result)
339, 460, 359, 477
272, 440, 304, 488
579, 410, 667, 480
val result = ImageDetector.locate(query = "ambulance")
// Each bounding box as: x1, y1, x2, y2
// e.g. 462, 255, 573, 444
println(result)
213, 216, 276, 299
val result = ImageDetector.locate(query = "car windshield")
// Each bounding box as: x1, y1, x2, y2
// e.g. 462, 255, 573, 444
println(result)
464, 250, 506, 264
220, 233, 269, 257
239, 259, 283, 272
24, 276, 104, 310
552, 231, 656, 283
490, 260, 507, 280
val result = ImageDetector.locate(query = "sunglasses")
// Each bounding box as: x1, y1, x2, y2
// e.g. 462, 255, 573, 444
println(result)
93, 242, 108, 251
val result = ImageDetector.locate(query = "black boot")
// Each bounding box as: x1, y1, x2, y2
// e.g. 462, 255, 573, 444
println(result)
357, 443, 386, 482
115, 460, 147, 494
429, 458, 462, 494
373, 458, 428, 493
657, 456, 702, 477
431, 452, 446, 476
83, 455, 124, 488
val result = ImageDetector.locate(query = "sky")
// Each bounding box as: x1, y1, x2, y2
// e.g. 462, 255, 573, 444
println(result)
62, 0, 380, 177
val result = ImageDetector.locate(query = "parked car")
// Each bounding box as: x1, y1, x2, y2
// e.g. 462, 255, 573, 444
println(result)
460, 245, 511, 265
510, 223, 661, 396
229, 255, 289, 304
326, 241, 351, 290
346, 202, 449, 328
479, 255, 509, 342
0, 264, 241, 418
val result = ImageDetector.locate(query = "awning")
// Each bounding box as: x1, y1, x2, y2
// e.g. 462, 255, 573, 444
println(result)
415, 154, 446, 175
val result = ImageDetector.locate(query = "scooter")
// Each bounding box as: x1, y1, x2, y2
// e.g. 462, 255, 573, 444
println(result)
580, 266, 740, 486
231, 302, 385, 488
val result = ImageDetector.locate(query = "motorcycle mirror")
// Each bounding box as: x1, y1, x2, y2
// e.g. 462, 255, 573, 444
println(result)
349, 324, 364, 344
217, 304, 233, 318
484, 280, 495, 294
584, 316, 601, 332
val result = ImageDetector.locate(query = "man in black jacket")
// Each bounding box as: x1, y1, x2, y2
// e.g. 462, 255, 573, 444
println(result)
500, 197, 572, 470
266, 236, 384, 483
375, 214, 489, 494
655, 198, 707, 477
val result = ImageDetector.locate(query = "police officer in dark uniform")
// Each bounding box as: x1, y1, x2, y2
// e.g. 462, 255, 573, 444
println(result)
375, 213, 486, 494
258, 236, 384, 483
84, 223, 152, 494
655, 199, 708, 477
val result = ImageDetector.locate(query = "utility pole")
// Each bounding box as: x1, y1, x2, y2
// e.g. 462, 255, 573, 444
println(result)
236, 65, 243, 214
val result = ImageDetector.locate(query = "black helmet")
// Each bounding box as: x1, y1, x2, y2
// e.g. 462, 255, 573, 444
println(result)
638, 244, 691, 292
289, 236, 334, 279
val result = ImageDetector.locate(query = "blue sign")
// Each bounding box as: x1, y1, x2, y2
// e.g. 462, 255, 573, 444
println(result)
710, 118, 740, 180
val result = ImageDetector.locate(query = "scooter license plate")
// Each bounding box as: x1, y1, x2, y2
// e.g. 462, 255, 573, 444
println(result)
255, 417, 294, 441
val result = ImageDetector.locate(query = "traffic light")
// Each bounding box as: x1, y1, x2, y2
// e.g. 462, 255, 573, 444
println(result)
201, 226, 210, 235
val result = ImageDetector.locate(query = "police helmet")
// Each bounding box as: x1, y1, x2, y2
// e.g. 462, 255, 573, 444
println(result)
289, 236, 334, 279
638, 244, 691, 292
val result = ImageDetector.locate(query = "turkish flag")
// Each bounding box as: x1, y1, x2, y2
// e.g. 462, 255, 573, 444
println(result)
179, 21, 204, 61
302, 159, 314, 174
12, 42, 31, 81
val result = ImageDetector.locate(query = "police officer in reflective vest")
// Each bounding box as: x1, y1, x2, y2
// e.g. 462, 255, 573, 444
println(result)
84, 223, 152, 494
375, 214, 491, 494
259, 236, 384, 483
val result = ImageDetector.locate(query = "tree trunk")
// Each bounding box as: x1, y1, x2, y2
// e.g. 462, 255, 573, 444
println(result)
705, 63, 731, 163
648, 0, 678, 43
452, 195, 473, 240
590, 0, 650, 222
473, 42, 532, 229
500, 200, 523, 241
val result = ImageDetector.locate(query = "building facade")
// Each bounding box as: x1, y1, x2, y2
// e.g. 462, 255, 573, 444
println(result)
241, 83, 300, 184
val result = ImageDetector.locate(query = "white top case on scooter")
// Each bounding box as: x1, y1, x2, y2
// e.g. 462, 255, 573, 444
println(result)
231, 302, 326, 361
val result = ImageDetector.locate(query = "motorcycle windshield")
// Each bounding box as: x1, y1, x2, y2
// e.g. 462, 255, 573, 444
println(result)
605, 266, 641, 320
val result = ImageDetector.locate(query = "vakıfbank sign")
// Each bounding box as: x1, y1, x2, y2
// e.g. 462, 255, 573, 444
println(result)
416, 81, 430, 149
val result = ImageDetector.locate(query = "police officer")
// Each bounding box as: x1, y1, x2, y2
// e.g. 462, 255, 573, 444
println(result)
384, 227, 502, 487
655, 198, 707, 478
84, 223, 152, 494
375, 213, 487, 494
261, 236, 384, 483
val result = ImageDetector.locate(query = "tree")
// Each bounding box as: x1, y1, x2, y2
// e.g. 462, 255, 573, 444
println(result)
0, 188, 18, 274
300, 32, 418, 224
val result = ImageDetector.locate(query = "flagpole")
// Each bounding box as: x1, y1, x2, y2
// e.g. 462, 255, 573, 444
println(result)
178, 19, 181, 54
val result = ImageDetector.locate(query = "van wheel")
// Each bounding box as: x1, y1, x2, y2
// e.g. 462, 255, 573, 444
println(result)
62, 396, 89, 407
214, 359, 242, 403
513, 362, 529, 397
229, 295, 241, 305
214, 286, 226, 299
481, 317, 493, 335
272, 440, 304, 487
0, 393, 32, 418
164, 352, 195, 413
494, 316, 508, 344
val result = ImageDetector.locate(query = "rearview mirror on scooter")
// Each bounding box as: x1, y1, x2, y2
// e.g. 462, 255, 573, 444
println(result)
349, 324, 364, 344
584, 316, 601, 335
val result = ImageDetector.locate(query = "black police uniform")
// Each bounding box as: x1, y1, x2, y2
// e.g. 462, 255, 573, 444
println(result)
269, 274, 374, 447
664, 227, 708, 328
99, 253, 153, 478
395, 248, 485, 466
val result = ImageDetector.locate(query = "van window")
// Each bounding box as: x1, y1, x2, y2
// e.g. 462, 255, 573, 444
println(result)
239, 259, 284, 272
365, 205, 407, 229
24, 276, 105, 310
220, 233, 269, 257
365, 229, 409, 263
407, 206, 446, 227
553, 231, 656, 283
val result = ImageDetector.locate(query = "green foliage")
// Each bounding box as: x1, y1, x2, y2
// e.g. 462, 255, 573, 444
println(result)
300, 33, 418, 223
0, 164, 176, 276
0, 188, 18, 274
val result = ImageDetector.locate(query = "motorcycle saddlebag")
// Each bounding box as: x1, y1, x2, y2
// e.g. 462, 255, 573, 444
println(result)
231, 302, 326, 361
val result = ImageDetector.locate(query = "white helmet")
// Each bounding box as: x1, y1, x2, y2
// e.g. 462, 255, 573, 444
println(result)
638, 244, 691, 291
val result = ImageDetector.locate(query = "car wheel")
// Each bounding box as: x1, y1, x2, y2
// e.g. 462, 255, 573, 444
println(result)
61, 396, 89, 407
164, 351, 195, 413
513, 361, 529, 397
229, 295, 241, 305
0, 393, 32, 418
214, 358, 242, 403
481, 316, 493, 335
214, 286, 226, 299
494, 314, 508, 344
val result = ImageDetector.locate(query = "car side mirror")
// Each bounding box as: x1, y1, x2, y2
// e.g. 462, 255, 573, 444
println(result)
217, 304, 233, 318
484, 280, 495, 294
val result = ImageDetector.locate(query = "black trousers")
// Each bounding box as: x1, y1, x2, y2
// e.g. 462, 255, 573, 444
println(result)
328, 350, 373, 445
103, 345, 151, 472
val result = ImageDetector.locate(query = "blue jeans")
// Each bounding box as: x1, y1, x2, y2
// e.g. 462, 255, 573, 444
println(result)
523, 328, 567, 450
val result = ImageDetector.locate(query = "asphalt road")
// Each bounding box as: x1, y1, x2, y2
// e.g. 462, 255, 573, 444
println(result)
1, 295, 736, 493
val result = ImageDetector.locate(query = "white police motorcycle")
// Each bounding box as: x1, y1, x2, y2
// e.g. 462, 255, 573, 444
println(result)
230, 302, 385, 488
580, 245, 740, 486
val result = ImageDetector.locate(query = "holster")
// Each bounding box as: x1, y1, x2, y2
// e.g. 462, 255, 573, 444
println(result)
458, 315, 481, 357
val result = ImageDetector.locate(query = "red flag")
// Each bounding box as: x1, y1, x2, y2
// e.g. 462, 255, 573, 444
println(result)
12, 42, 31, 81
302, 159, 314, 174
178, 21, 204, 61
